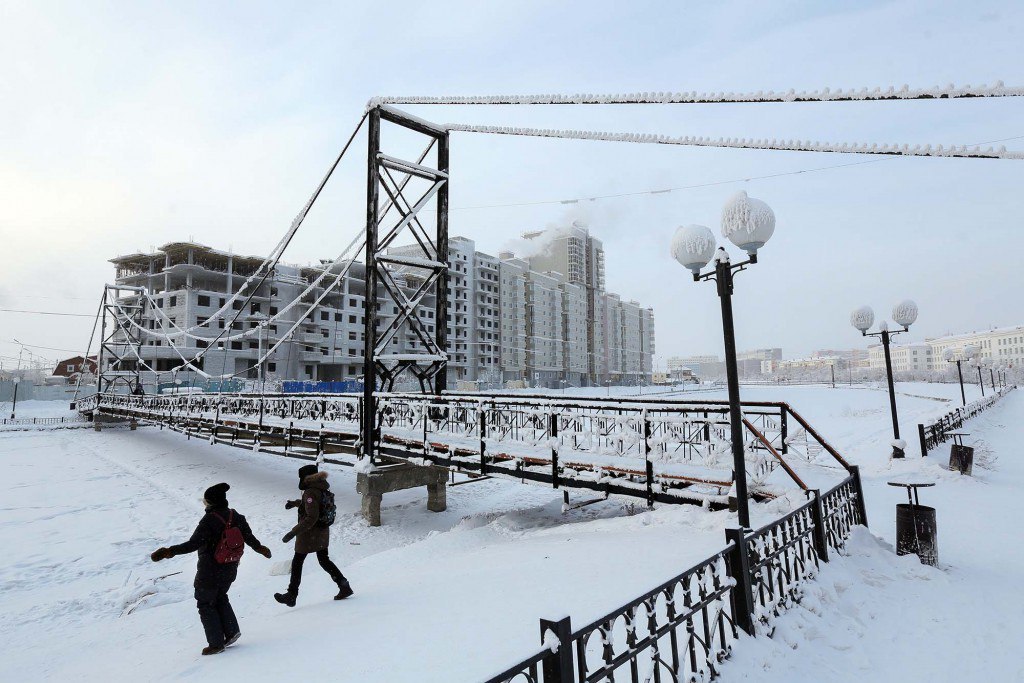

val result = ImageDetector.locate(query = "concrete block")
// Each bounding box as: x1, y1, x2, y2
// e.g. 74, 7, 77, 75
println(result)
356, 464, 447, 526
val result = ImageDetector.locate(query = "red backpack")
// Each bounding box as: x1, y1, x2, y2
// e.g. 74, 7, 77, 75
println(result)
211, 510, 245, 564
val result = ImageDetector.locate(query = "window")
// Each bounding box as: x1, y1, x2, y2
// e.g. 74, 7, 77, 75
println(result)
249, 342, 258, 349
231, 341, 242, 350
67, 364, 75, 373
232, 301, 242, 311
197, 295, 210, 307
349, 315, 357, 324
196, 340, 208, 349
321, 311, 329, 321
251, 303, 261, 314
335, 313, 343, 322
267, 362, 276, 372
219, 298, 226, 307
348, 331, 357, 341
269, 306, 278, 315
169, 296, 177, 307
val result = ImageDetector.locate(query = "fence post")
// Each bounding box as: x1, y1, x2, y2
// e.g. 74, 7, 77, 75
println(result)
849, 465, 869, 528
539, 616, 573, 683
779, 407, 788, 454
724, 527, 755, 634
918, 423, 928, 458
549, 410, 559, 489
809, 490, 829, 563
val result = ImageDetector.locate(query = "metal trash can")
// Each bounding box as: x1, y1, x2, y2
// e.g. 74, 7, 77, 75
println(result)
949, 444, 974, 476
896, 503, 938, 566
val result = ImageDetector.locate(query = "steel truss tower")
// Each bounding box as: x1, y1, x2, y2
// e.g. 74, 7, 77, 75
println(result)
361, 105, 450, 461
96, 284, 147, 396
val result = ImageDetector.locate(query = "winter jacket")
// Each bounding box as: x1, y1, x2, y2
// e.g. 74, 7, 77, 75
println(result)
287, 471, 331, 554
166, 506, 264, 588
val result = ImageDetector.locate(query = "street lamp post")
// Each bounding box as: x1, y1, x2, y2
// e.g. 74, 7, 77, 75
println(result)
10, 377, 20, 419
986, 359, 996, 393
851, 300, 919, 458
672, 190, 776, 529
943, 347, 967, 406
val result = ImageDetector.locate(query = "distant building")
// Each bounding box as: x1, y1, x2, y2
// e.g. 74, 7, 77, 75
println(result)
868, 342, 932, 372
108, 228, 654, 389
737, 348, 781, 377
668, 355, 723, 379
52, 356, 97, 384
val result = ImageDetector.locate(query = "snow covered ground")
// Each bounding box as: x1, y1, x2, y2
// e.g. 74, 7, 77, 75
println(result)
0, 382, 1017, 681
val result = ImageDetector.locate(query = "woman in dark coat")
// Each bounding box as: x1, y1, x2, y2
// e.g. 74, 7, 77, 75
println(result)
274, 465, 352, 606
151, 483, 272, 655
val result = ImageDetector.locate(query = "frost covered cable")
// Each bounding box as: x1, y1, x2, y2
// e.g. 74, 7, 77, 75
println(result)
444, 124, 1024, 159
71, 291, 105, 403
371, 81, 1024, 106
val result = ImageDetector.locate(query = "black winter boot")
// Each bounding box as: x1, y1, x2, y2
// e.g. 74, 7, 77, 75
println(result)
274, 591, 297, 607
334, 579, 354, 600
202, 646, 225, 656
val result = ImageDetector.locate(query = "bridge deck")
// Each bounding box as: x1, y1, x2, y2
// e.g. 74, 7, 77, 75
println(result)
78, 391, 852, 507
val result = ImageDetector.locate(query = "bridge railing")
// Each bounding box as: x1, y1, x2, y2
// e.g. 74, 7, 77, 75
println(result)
484, 468, 867, 682
82, 391, 855, 498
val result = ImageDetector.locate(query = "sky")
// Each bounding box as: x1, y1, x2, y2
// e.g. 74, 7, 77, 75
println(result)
1, 0, 1023, 370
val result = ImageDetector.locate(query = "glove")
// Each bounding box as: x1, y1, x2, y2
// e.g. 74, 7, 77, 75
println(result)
255, 545, 272, 559
282, 532, 295, 544
285, 500, 298, 510
151, 547, 172, 562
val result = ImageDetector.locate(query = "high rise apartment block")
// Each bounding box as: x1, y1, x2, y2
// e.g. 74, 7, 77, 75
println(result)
109, 223, 654, 389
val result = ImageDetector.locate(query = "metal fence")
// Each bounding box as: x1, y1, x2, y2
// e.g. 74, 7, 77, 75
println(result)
483, 468, 867, 682
0, 415, 88, 427
917, 386, 1015, 456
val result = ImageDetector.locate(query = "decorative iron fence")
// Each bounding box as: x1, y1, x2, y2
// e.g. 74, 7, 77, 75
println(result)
0, 415, 88, 427
484, 468, 867, 682
917, 386, 1015, 456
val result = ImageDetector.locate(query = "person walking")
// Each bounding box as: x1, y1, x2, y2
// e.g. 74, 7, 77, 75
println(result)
151, 482, 272, 655
274, 465, 352, 606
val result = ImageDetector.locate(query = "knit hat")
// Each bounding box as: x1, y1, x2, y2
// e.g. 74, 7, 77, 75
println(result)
298, 464, 318, 481
203, 482, 230, 508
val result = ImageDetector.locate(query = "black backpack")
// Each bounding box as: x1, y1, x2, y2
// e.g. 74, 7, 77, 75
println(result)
317, 490, 336, 527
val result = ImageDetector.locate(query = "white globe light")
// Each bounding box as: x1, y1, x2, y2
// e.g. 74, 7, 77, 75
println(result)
892, 299, 918, 328
671, 224, 717, 274
850, 305, 875, 333
943, 348, 955, 361
721, 191, 775, 255
964, 344, 980, 359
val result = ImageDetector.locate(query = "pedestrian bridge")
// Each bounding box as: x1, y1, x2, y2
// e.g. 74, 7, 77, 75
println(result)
75, 391, 853, 509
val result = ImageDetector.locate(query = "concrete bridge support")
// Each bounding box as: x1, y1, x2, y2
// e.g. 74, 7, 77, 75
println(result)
356, 464, 447, 527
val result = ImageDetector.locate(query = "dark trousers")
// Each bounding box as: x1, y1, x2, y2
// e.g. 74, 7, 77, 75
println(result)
287, 549, 346, 594
195, 581, 239, 648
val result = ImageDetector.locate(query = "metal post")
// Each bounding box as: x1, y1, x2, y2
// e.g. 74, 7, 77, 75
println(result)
955, 360, 966, 406
850, 465, 869, 527
831, 364, 835, 389
716, 260, 750, 528
361, 107, 381, 462
435, 131, 450, 395
880, 329, 903, 458
724, 527, 755, 634
977, 365, 985, 397
918, 423, 928, 457
539, 616, 573, 682
990, 368, 996, 393
809, 490, 829, 562
10, 380, 19, 419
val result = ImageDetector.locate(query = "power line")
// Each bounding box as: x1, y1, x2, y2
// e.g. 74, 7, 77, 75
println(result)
0, 308, 95, 318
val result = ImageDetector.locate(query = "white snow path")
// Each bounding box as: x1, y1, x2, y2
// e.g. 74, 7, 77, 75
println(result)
0, 383, 1016, 682
721, 390, 1024, 682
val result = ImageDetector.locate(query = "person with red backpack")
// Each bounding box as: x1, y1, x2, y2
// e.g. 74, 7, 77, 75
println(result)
150, 482, 272, 655
274, 465, 352, 606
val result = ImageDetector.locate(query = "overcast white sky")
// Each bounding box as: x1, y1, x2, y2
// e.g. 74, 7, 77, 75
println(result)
2, 0, 1023, 369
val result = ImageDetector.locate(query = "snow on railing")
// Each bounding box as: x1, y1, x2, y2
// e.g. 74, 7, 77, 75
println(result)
370, 81, 1024, 107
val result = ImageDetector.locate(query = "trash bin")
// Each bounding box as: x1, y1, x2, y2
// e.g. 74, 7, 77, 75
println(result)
949, 444, 974, 476
896, 503, 938, 566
